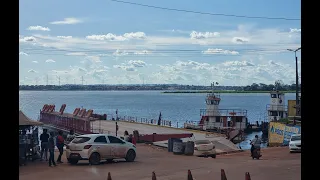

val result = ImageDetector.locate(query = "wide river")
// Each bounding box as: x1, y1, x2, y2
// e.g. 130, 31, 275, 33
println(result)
19, 91, 295, 149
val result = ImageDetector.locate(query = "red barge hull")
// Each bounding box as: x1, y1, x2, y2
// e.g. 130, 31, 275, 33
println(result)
39, 104, 193, 142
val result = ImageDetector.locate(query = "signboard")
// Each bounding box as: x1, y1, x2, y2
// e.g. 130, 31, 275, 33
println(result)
269, 122, 301, 145
283, 125, 301, 145
269, 122, 285, 144
288, 100, 296, 117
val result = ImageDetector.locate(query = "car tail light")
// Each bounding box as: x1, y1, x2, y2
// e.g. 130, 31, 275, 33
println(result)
194, 147, 198, 150
84, 145, 92, 149
66, 145, 69, 149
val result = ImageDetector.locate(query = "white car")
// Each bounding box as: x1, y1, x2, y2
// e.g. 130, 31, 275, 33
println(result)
289, 134, 301, 153
65, 134, 137, 165
193, 140, 216, 158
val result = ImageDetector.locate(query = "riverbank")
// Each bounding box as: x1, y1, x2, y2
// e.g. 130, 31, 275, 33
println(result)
19, 145, 300, 180
162, 90, 295, 94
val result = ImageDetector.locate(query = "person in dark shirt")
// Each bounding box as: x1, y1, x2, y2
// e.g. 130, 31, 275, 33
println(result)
48, 132, 56, 167
56, 130, 64, 163
40, 129, 49, 161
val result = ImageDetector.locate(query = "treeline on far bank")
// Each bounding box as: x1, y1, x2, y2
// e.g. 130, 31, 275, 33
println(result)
243, 81, 300, 91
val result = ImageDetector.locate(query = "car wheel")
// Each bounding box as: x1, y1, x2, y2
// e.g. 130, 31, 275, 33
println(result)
211, 154, 216, 158
125, 149, 136, 162
89, 153, 101, 165
107, 159, 113, 163
69, 159, 78, 165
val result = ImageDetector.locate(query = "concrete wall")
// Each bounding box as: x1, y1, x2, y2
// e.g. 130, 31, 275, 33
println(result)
268, 122, 301, 146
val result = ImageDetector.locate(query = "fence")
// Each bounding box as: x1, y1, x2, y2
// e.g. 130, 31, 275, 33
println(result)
106, 169, 252, 180
105, 114, 178, 128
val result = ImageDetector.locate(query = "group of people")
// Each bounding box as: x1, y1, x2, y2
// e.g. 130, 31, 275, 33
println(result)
39, 129, 76, 167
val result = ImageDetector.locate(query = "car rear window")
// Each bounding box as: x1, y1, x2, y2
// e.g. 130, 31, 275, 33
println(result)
195, 140, 211, 145
72, 137, 91, 144
291, 135, 301, 141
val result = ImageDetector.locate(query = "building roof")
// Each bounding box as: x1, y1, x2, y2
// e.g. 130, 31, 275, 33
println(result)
19, 110, 43, 126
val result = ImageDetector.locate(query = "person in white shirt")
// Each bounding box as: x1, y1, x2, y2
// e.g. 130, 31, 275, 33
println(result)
66, 129, 76, 144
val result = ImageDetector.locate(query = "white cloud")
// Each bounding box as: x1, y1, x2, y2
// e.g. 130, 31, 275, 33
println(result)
232, 37, 249, 44
113, 49, 128, 56
32, 61, 38, 63
134, 50, 152, 55
86, 32, 146, 41
86, 34, 126, 41
57, 36, 72, 39
66, 52, 87, 56
190, 31, 220, 39
222, 60, 254, 67
202, 48, 239, 55
113, 60, 146, 71
28, 69, 37, 73
128, 60, 147, 67
50, 17, 83, 25
113, 65, 136, 71
45, 59, 56, 63
123, 32, 146, 39
19, 52, 29, 56
27, 26, 50, 31
85, 56, 102, 63
19, 36, 36, 42
290, 28, 301, 33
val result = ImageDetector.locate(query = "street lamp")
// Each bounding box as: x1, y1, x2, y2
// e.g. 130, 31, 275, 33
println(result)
287, 47, 301, 116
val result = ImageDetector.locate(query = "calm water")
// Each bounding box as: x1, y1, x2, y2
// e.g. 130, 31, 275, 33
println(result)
19, 91, 294, 149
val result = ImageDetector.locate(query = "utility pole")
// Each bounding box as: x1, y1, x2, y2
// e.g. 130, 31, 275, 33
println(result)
287, 47, 301, 116
46, 74, 48, 86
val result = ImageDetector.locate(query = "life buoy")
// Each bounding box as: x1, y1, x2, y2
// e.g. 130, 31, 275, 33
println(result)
230, 121, 234, 127
279, 99, 283, 103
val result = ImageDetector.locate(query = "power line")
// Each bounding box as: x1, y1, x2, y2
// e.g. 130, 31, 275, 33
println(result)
109, 0, 300, 21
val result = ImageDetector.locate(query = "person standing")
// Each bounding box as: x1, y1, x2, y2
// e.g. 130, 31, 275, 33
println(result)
56, 130, 64, 163
66, 129, 76, 144
40, 129, 49, 161
48, 132, 56, 167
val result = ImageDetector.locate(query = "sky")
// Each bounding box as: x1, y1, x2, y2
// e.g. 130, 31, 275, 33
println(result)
19, 0, 301, 86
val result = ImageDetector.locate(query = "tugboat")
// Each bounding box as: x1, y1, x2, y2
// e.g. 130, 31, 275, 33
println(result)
263, 90, 288, 135
184, 82, 248, 143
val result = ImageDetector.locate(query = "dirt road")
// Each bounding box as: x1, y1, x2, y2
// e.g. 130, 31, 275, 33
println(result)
19, 145, 300, 180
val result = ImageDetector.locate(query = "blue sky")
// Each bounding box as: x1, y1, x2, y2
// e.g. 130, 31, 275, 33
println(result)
19, 0, 301, 86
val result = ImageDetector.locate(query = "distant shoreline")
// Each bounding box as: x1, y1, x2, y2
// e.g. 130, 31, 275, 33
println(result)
19, 90, 296, 93
162, 90, 296, 94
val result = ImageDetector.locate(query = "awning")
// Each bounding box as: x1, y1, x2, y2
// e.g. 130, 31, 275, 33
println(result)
19, 110, 43, 126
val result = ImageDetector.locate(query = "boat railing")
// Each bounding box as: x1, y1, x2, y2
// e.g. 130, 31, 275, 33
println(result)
200, 109, 248, 116
266, 104, 288, 111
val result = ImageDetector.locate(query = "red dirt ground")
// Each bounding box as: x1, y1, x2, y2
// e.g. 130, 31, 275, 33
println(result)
19, 145, 300, 180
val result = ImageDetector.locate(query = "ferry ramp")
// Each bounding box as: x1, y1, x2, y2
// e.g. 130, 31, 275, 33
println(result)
91, 120, 240, 153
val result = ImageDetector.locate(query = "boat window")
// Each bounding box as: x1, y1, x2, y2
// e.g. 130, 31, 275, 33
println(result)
291, 135, 301, 141
236, 116, 242, 122
213, 100, 219, 105
215, 116, 220, 122
94, 136, 108, 143
271, 94, 277, 98
278, 94, 281, 98
72, 137, 91, 144
269, 111, 278, 116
